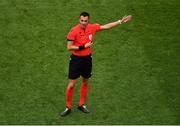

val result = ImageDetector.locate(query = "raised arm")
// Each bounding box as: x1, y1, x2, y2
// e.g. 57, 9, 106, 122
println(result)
100, 15, 132, 30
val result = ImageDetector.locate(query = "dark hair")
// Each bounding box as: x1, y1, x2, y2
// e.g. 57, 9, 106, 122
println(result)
80, 12, 90, 18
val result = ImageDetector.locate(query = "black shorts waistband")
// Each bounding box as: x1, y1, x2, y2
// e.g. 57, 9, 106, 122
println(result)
71, 54, 92, 59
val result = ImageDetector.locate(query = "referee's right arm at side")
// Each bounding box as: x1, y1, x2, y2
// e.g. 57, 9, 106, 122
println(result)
67, 41, 79, 51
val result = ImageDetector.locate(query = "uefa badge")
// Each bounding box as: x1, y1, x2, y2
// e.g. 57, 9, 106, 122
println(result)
88, 34, 93, 41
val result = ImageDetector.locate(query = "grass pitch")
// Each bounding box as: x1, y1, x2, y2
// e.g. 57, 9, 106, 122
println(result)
0, 0, 180, 124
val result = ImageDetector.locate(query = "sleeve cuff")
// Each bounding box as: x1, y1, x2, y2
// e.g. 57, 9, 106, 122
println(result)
67, 39, 75, 41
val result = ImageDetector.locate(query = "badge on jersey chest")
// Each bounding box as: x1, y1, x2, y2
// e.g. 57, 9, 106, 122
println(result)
88, 34, 93, 41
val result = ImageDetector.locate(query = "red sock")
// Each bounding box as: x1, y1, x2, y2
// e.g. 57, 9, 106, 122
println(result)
66, 87, 74, 109
79, 83, 88, 106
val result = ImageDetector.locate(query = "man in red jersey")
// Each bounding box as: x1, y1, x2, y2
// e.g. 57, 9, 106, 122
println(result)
60, 12, 132, 117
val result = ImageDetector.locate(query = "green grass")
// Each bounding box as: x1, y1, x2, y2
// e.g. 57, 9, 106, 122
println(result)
0, 0, 180, 124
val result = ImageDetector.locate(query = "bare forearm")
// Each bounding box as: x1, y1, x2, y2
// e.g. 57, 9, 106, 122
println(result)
67, 41, 92, 51
101, 20, 121, 30
67, 45, 79, 51
100, 15, 132, 30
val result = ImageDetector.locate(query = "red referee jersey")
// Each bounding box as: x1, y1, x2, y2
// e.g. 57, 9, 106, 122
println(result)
67, 23, 100, 56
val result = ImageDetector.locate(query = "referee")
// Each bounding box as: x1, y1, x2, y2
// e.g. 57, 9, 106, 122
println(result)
60, 12, 132, 117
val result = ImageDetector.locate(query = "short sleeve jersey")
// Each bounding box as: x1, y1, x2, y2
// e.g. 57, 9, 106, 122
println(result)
67, 23, 100, 56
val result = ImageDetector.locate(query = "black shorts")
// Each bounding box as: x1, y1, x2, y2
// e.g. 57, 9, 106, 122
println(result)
68, 54, 92, 79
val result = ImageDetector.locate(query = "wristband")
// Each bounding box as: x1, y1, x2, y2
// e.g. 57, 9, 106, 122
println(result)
79, 45, 85, 50
118, 20, 122, 24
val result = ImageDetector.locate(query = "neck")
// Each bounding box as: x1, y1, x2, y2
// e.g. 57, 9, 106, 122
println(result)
80, 24, 87, 30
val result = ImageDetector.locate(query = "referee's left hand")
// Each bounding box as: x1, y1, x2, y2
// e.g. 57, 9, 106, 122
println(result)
121, 15, 132, 23
85, 42, 92, 48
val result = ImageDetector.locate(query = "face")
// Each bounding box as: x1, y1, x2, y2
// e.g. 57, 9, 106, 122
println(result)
79, 16, 89, 29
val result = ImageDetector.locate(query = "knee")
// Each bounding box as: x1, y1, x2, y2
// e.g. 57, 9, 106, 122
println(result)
67, 82, 75, 89
82, 78, 88, 85
82, 80, 88, 86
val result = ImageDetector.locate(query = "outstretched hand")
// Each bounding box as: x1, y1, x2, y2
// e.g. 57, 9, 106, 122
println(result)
121, 15, 132, 23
